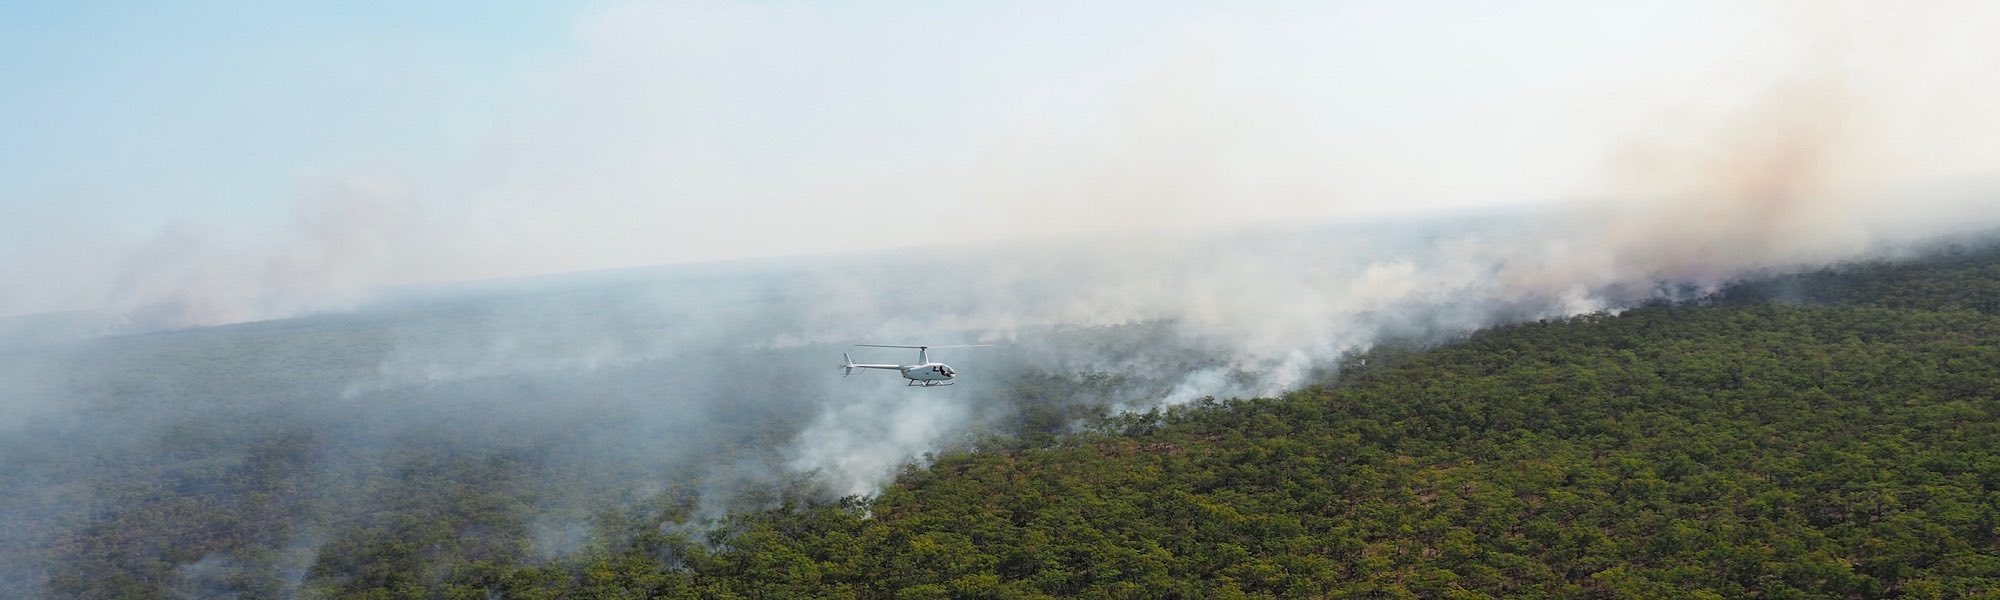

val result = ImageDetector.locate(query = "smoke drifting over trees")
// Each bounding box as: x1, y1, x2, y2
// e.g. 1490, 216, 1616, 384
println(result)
7, 0, 1997, 327
5, 213, 1997, 597
1, 0, 1998, 597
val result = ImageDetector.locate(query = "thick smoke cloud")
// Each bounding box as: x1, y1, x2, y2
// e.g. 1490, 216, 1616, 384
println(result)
2, 1, 1998, 597
101, 177, 450, 329
9, 0, 1990, 332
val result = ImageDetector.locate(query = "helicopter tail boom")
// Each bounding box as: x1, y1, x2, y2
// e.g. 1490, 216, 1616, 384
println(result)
840, 352, 901, 376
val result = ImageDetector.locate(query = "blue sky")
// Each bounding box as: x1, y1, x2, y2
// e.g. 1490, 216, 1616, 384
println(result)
1, 1, 580, 228
2, 1, 1997, 318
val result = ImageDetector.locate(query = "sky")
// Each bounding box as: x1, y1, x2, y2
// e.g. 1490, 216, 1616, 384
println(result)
2, 0, 1998, 319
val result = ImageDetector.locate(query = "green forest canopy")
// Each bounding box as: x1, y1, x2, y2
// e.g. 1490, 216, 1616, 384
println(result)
44, 244, 2000, 599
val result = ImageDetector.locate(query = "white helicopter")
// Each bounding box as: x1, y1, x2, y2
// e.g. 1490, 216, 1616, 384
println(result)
842, 344, 992, 387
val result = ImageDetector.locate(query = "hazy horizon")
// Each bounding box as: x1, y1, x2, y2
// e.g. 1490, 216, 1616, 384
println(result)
7, 3, 2000, 595
7, 0, 2000, 325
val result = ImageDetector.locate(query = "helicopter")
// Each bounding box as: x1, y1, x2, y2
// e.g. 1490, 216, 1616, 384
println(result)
842, 344, 991, 387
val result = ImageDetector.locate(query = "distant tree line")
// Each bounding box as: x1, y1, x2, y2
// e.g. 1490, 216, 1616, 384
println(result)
30, 243, 2000, 598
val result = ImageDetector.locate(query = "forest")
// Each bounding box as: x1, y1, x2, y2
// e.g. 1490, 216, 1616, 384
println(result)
16, 244, 2000, 599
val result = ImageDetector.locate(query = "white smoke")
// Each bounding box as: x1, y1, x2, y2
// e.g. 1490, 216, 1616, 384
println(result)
3, 2, 1999, 584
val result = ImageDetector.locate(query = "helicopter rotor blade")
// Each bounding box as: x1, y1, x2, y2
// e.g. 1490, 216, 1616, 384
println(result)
853, 344, 995, 349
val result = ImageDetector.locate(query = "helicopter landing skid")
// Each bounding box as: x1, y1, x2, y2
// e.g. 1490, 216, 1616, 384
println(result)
908, 380, 954, 387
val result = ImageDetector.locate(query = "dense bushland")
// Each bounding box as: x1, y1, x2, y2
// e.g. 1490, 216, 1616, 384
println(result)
27, 247, 2000, 599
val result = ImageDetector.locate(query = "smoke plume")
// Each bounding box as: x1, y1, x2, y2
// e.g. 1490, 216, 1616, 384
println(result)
2, 1, 1998, 597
